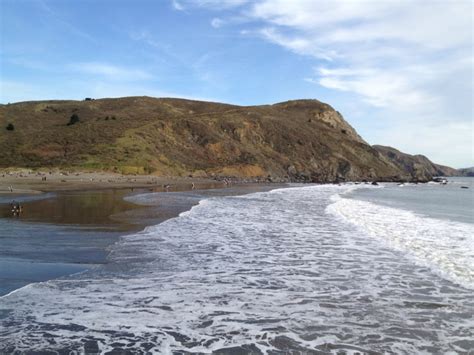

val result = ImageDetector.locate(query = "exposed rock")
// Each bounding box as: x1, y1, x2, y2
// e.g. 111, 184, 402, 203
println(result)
212, 343, 263, 355
373, 145, 457, 181
456, 167, 474, 177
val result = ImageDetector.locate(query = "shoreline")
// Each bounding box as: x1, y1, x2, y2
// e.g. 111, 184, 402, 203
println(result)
1, 181, 472, 353
0, 170, 230, 195
0, 168, 451, 196
0, 182, 289, 297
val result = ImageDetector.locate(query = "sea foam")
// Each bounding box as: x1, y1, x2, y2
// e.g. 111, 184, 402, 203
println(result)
1, 185, 473, 354
327, 193, 474, 290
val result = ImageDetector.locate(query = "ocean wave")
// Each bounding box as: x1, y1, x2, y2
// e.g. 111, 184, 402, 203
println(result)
327, 194, 474, 290
1, 185, 473, 354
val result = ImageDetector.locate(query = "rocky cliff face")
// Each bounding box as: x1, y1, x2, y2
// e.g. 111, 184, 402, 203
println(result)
0, 97, 453, 182
373, 145, 458, 180
456, 167, 474, 177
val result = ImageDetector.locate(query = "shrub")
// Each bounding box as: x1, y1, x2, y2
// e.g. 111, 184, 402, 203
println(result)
67, 113, 80, 126
6, 123, 14, 131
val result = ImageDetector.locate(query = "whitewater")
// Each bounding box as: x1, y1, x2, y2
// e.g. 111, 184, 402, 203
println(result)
1, 185, 473, 354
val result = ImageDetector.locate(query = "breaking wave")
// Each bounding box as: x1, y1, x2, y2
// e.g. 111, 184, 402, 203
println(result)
1, 185, 473, 354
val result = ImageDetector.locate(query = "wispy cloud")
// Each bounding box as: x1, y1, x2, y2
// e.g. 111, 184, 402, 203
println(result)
69, 62, 153, 81
246, 0, 472, 115
194, 0, 249, 9
255, 27, 337, 61
315, 66, 435, 109
237, 0, 473, 166
171, 0, 184, 11
211, 17, 224, 28
170, 0, 249, 11
37, 0, 96, 42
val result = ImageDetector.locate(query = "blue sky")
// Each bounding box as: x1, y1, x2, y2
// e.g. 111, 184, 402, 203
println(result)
1, 0, 472, 167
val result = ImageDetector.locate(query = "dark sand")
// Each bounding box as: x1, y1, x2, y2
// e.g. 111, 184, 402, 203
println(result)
0, 169, 233, 195
0, 183, 286, 296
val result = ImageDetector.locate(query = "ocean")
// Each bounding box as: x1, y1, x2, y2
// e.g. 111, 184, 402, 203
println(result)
0, 180, 473, 354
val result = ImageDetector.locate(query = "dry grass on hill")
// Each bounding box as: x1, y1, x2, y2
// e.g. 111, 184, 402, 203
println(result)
0, 96, 452, 182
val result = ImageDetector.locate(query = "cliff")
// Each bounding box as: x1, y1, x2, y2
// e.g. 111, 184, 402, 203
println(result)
456, 167, 474, 177
0, 96, 454, 182
373, 145, 458, 180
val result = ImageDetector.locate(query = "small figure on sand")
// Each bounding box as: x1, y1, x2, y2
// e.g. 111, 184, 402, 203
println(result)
11, 201, 23, 216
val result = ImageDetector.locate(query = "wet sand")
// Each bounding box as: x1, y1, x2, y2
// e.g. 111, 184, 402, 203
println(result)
0, 169, 228, 195
0, 188, 146, 296
0, 183, 286, 296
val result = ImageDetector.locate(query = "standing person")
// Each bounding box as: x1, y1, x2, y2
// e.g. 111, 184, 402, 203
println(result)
11, 200, 18, 216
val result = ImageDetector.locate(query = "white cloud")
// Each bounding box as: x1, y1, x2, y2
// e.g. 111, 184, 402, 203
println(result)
316, 66, 435, 109
69, 62, 153, 81
211, 17, 224, 28
250, 0, 472, 49
170, 0, 249, 11
257, 27, 336, 61
171, 0, 184, 11
239, 0, 473, 166
246, 0, 473, 112
192, 0, 249, 9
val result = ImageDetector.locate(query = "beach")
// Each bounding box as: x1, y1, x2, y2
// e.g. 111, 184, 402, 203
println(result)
0, 181, 284, 297
0, 169, 231, 195
2, 0, 472, 353
0, 180, 472, 354
0, 170, 223, 296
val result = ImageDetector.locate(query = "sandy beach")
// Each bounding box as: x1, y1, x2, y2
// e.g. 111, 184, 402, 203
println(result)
0, 169, 231, 195
0, 181, 285, 297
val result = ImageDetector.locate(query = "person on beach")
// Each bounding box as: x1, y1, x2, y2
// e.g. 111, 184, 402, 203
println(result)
11, 201, 19, 216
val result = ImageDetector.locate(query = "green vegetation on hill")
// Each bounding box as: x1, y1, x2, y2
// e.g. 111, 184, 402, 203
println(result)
0, 96, 454, 182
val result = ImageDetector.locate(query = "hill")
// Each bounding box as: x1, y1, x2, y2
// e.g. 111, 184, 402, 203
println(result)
0, 96, 453, 182
456, 167, 474, 177
373, 145, 458, 180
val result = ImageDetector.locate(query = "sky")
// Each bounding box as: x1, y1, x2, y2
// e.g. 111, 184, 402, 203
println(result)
0, 0, 472, 168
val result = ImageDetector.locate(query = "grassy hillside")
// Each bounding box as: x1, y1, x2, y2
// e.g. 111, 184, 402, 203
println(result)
0, 96, 448, 182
